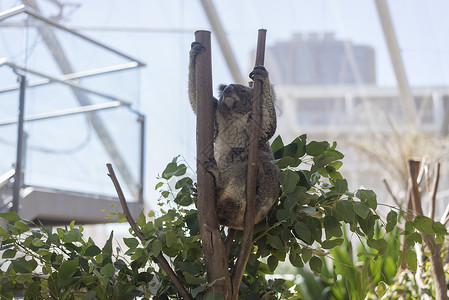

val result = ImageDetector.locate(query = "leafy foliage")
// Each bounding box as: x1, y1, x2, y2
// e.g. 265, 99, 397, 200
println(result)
0, 135, 447, 299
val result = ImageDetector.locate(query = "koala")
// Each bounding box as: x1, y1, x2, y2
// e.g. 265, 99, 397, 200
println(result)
189, 42, 279, 230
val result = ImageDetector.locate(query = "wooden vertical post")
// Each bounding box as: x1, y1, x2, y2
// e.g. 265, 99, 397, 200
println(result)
194, 30, 231, 297
231, 29, 267, 298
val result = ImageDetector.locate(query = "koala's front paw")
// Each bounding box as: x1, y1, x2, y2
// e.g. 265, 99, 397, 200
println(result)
249, 65, 268, 80
203, 158, 218, 175
190, 42, 206, 59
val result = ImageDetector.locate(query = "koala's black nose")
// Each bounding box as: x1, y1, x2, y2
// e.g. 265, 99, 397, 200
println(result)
223, 85, 234, 96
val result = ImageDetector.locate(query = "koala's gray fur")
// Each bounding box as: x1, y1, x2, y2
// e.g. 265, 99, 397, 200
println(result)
189, 42, 279, 230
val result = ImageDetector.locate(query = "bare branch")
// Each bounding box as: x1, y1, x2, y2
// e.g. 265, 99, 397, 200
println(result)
194, 30, 231, 296
407, 159, 448, 300
231, 29, 267, 297
106, 163, 192, 300
427, 163, 440, 220
382, 178, 401, 206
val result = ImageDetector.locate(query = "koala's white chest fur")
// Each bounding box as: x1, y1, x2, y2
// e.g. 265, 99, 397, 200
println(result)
214, 112, 251, 166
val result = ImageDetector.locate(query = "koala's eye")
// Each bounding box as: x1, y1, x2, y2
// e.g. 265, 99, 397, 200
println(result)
239, 90, 247, 96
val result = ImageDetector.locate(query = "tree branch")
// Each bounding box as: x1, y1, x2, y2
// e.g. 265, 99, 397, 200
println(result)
231, 29, 267, 298
193, 30, 231, 297
427, 163, 440, 220
106, 163, 192, 300
407, 160, 448, 300
382, 178, 401, 206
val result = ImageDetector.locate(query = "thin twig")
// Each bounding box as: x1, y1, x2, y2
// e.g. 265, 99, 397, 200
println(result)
382, 178, 401, 206
106, 163, 192, 300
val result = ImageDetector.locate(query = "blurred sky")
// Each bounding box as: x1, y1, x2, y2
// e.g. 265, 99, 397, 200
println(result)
2, 0, 449, 209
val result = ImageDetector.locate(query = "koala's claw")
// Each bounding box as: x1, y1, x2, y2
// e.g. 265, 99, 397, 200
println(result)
249, 65, 267, 80
203, 158, 217, 171
191, 182, 198, 197
190, 42, 206, 57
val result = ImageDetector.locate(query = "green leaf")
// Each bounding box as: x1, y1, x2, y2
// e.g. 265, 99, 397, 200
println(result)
0, 226, 8, 236
309, 256, 323, 275
336, 200, 355, 223
117, 213, 127, 223
273, 157, 295, 169
289, 251, 304, 268
385, 210, 398, 233
31, 238, 45, 248
102, 231, 113, 257
267, 255, 279, 272
100, 263, 115, 278
84, 245, 101, 257
268, 235, 284, 250
204, 291, 224, 300
175, 177, 193, 189
323, 216, 342, 237
283, 170, 300, 195
353, 201, 370, 219
301, 248, 312, 263
104, 212, 116, 219
271, 135, 284, 158
306, 141, 329, 156
405, 249, 417, 271
155, 181, 164, 190
166, 231, 176, 248
367, 238, 388, 255
321, 238, 344, 249
131, 248, 143, 260
334, 179, 348, 194
151, 239, 163, 256
405, 231, 422, 246
414, 215, 434, 233
183, 272, 204, 285
162, 161, 187, 179
294, 221, 313, 244
356, 189, 377, 210
58, 258, 79, 279
432, 221, 447, 235
307, 217, 323, 243
404, 221, 415, 234
14, 221, 29, 232
11, 259, 32, 273
2, 249, 16, 259
136, 210, 146, 228
0, 212, 21, 221
124, 237, 139, 249
375, 281, 388, 298
81, 290, 97, 300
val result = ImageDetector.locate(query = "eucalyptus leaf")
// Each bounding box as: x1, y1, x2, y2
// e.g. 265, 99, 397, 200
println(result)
385, 210, 398, 233
324, 216, 343, 237
0, 212, 21, 221
405, 248, 417, 271
309, 256, 323, 275
58, 258, 79, 279
353, 202, 370, 219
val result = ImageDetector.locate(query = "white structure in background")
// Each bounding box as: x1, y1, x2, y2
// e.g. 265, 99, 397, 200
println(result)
0, 5, 145, 225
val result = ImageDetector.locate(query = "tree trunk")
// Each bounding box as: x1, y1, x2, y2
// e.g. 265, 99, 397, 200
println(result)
194, 30, 232, 298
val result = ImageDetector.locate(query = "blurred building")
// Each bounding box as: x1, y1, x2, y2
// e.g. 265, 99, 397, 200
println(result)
267, 33, 449, 222
266, 32, 376, 86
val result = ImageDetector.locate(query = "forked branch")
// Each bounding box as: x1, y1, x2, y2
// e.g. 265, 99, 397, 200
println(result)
106, 163, 192, 300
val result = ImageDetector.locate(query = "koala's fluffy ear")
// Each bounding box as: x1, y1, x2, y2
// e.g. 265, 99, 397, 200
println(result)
218, 84, 227, 97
